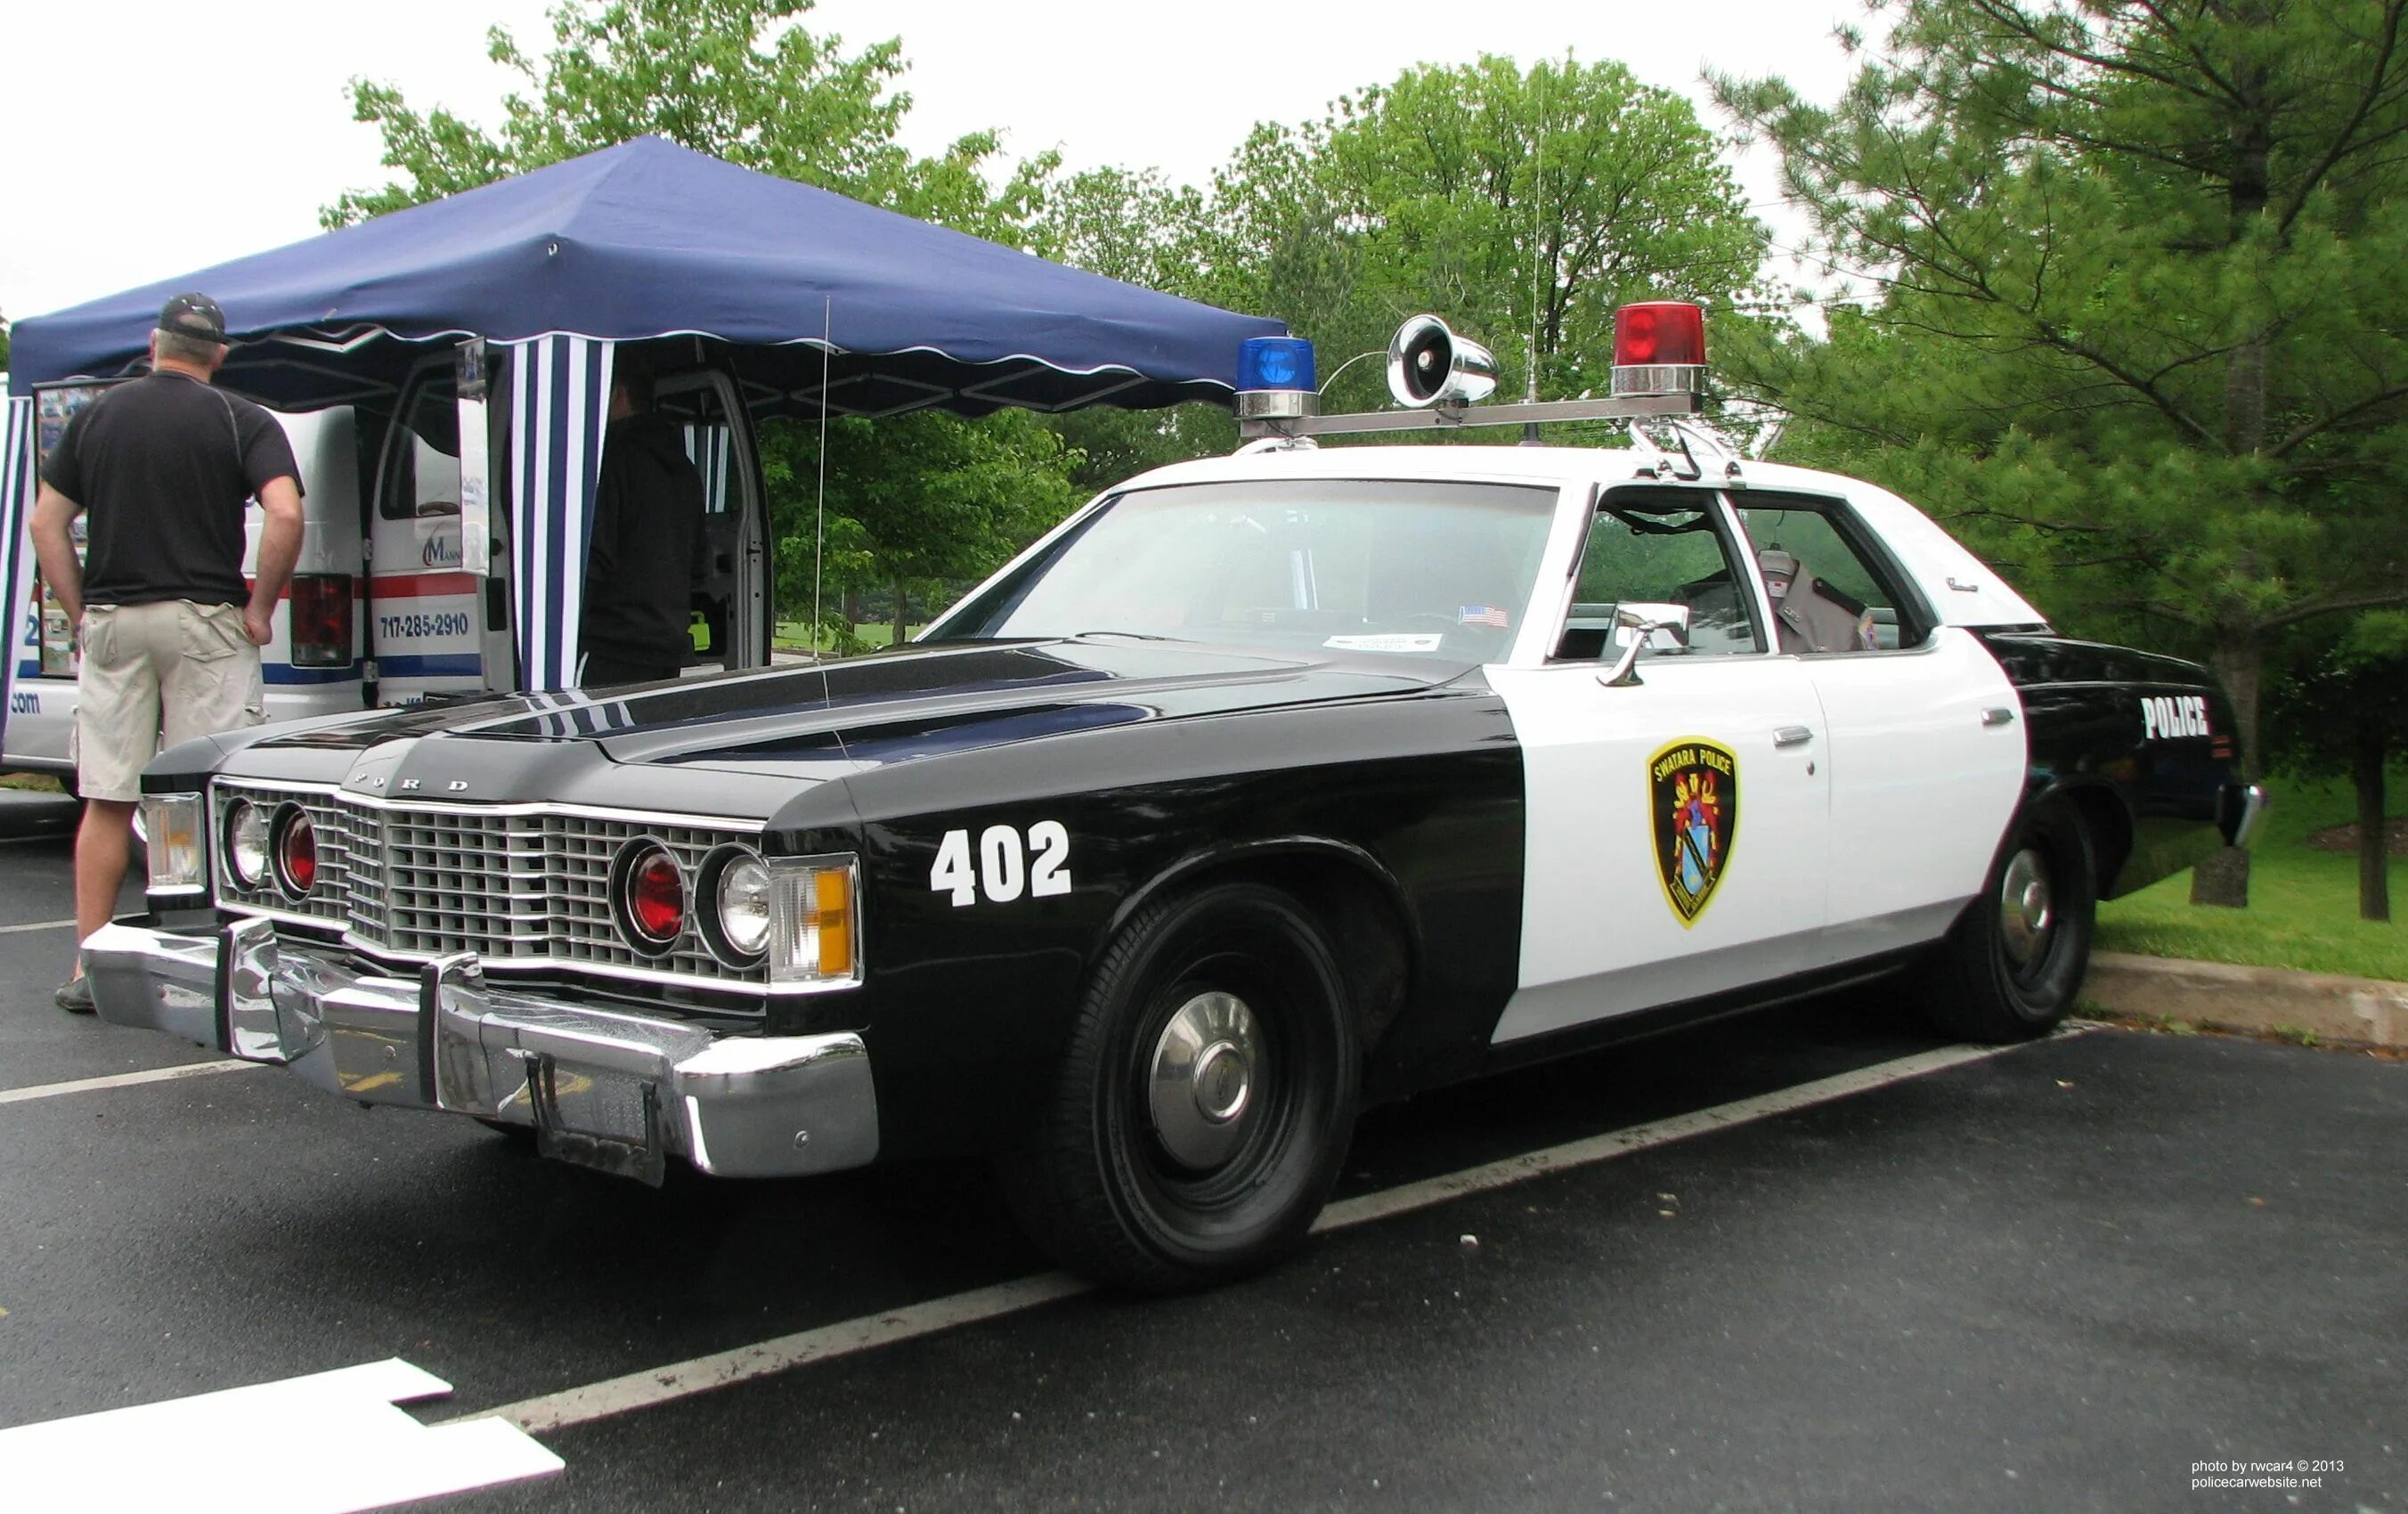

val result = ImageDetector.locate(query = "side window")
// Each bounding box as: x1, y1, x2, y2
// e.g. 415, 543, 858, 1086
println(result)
378, 375, 460, 520
1555, 492, 1763, 661
1729, 495, 1924, 653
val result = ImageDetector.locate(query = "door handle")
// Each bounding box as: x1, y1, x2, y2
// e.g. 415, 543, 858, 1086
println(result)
1982, 707, 2015, 727
1773, 726, 1814, 748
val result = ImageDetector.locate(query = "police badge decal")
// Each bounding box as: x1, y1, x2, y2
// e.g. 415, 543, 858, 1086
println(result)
1649, 738, 1739, 926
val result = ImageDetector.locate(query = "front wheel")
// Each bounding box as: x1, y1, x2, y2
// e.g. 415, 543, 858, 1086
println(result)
999, 882, 1361, 1292
1917, 802, 2097, 1043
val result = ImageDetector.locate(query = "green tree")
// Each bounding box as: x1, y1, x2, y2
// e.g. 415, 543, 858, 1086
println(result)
327, 0, 1049, 236
769, 410, 1081, 644
2266, 614, 2407, 922
1314, 55, 1769, 405
1714, 1, 2408, 782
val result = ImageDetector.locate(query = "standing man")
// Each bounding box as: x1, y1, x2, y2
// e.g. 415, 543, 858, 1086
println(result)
31, 294, 304, 1013
579, 351, 708, 687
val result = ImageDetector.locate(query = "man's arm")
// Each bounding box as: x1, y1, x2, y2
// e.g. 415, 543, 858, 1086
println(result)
30, 484, 85, 625
245, 476, 304, 647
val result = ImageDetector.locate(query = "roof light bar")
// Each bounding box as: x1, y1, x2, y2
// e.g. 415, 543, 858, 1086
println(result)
1237, 304, 1706, 442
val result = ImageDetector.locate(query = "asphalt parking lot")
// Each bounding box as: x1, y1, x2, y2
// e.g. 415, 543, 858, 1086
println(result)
0, 788, 2400, 1513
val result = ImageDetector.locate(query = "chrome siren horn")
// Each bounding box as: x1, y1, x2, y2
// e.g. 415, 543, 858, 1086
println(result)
1385, 315, 1500, 409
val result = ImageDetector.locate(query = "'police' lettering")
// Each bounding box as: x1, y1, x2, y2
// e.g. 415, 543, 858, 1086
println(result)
2141, 695, 2211, 740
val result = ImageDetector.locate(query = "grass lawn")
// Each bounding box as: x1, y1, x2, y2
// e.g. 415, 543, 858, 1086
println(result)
771, 623, 919, 653
2096, 767, 2404, 981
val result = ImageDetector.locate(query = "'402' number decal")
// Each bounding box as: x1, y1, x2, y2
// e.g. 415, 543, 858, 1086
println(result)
931, 821, 1072, 907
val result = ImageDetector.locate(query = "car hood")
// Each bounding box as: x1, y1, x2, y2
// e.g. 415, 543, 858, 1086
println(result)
251, 639, 1454, 780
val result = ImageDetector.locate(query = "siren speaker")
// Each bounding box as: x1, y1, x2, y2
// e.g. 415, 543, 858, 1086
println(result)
1386, 315, 1500, 408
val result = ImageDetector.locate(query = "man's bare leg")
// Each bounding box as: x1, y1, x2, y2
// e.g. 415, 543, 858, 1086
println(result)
71, 799, 137, 977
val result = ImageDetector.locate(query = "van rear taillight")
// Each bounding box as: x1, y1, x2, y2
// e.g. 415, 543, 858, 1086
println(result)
289, 575, 353, 668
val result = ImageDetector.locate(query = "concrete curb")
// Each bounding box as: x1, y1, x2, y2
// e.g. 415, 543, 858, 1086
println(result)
2082, 951, 2408, 1049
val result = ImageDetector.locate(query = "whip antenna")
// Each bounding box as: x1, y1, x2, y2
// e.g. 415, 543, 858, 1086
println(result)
813, 298, 830, 660
1525, 63, 1547, 444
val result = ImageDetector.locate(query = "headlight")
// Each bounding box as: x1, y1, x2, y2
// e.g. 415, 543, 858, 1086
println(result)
764, 854, 859, 986
611, 838, 687, 956
142, 794, 206, 893
699, 846, 773, 965
272, 804, 318, 898
224, 798, 269, 887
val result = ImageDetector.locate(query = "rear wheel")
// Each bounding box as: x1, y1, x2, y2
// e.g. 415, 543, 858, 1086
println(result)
999, 882, 1360, 1292
1918, 802, 2096, 1042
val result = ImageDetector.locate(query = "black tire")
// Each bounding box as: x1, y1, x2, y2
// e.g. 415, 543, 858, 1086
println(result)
1918, 802, 2097, 1042
998, 882, 1361, 1293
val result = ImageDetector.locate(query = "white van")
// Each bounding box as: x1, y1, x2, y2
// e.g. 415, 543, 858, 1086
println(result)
4, 350, 769, 785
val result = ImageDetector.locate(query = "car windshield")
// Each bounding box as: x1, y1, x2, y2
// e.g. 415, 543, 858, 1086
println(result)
937, 478, 1560, 661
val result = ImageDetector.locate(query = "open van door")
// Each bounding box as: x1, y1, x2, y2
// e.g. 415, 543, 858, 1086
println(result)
655, 360, 769, 672
362, 340, 769, 704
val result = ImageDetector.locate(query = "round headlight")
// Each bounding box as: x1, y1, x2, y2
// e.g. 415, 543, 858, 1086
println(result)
273, 804, 317, 898
224, 799, 269, 887
704, 848, 772, 964
612, 839, 686, 956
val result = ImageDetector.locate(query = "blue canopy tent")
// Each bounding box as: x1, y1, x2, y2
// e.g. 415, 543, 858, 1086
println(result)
4, 135, 1283, 700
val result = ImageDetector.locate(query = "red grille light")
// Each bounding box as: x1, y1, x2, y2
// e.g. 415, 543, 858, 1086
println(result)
289, 574, 353, 669
628, 848, 686, 945
1613, 303, 1706, 368
275, 808, 318, 897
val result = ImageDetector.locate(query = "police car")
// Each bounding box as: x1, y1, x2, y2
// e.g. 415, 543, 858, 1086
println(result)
82, 305, 2262, 1291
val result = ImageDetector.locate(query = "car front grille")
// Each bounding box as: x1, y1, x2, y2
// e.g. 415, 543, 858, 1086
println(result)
213, 780, 767, 990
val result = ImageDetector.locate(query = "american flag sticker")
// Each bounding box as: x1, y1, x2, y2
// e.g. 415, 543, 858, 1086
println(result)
1459, 605, 1510, 628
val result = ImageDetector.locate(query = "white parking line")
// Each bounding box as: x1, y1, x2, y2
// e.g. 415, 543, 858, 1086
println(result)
0, 1059, 263, 1106
0, 916, 76, 933
462, 1030, 2086, 1436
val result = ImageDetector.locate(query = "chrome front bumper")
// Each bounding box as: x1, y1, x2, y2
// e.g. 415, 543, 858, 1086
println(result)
82, 916, 877, 1183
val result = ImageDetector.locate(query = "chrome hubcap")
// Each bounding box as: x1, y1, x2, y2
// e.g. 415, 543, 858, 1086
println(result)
1148, 991, 1262, 1170
1998, 848, 2054, 965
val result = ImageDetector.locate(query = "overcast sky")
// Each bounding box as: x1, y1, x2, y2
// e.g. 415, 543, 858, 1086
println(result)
1, 0, 1873, 326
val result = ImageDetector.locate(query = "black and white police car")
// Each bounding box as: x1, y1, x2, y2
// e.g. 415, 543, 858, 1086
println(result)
87, 305, 2262, 1290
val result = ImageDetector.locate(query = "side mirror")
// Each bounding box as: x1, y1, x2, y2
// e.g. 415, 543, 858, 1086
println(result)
1599, 602, 1691, 688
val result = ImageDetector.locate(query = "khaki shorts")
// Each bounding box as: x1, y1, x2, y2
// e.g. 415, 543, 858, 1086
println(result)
74, 601, 264, 802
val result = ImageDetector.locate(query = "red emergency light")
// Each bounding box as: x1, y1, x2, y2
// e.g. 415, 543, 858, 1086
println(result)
1613, 302, 1706, 369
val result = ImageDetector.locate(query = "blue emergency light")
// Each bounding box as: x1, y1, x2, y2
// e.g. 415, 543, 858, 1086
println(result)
1238, 337, 1316, 393
1234, 337, 1318, 420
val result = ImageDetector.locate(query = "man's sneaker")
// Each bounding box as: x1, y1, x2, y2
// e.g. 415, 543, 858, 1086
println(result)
53, 974, 96, 1015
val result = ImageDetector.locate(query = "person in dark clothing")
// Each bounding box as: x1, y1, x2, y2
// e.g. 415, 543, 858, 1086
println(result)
579, 355, 708, 686
31, 293, 304, 1013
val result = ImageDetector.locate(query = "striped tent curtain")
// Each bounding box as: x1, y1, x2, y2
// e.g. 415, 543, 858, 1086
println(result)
0, 398, 39, 737
505, 335, 615, 691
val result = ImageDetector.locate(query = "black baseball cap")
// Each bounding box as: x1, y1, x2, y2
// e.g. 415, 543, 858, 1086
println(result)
159, 292, 233, 346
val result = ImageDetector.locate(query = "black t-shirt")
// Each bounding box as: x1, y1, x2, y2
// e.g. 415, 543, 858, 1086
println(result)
580, 414, 708, 666
38, 371, 303, 607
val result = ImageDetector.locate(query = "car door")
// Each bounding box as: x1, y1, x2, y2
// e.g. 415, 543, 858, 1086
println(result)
1486, 486, 1832, 1044
1724, 489, 2028, 966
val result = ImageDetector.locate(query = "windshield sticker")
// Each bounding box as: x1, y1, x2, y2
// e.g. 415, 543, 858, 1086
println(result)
2141, 695, 2210, 740
1322, 634, 1446, 653
1650, 738, 1739, 927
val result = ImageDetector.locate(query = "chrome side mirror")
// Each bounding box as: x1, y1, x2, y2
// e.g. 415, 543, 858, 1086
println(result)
1598, 602, 1690, 688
